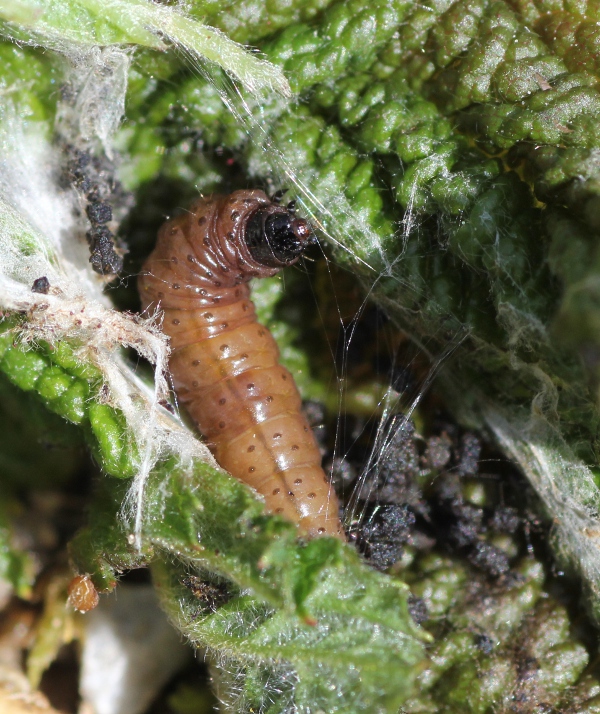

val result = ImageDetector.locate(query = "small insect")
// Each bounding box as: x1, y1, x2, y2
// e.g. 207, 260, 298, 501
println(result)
139, 189, 344, 539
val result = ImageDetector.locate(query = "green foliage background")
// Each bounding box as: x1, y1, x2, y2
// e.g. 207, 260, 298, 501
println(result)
1, 0, 600, 711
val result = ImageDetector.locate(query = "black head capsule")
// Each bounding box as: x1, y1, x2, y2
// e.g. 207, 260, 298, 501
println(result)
245, 204, 313, 267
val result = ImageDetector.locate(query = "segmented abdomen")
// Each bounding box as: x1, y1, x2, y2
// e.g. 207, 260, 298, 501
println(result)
138, 190, 344, 539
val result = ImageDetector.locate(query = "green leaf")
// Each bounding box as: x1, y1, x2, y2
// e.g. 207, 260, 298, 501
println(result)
0, 0, 290, 96
4, 0, 600, 710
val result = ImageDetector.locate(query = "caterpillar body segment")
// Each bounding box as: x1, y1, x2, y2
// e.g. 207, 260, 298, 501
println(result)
139, 190, 344, 539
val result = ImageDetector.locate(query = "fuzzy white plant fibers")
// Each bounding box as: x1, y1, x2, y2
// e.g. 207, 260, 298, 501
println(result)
0, 0, 290, 98
67, 45, 130, 159
0, 49, 217, 552
483, 404, 600, 615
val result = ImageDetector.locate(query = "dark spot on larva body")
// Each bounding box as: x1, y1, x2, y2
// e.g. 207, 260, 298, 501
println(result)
204, 312, 213, 320
266, 396, 273, 403
227, 232, 234, 240
275, 508, 284, 514
240, 353, 248, 360
171, 256, 178, 264
192, 381, 199, 388
220, 344, 228, 352
221, 323, 228, 329
294, 478, 302, 484
198, 216, 207, 225
203, 238, 210, 247
273, 433, 282, 439
192, 360, 200, 366
248, 445, 255, 452
292, 445, 299, 451
219, 421, 225, 429
247, 383, 255, 390
219, 398, 226, 405
172, 318, 180, 325
231, 211, 240, 221
248, 466, 255, 473
172, 283, 180, 290
273, 488, 281, 495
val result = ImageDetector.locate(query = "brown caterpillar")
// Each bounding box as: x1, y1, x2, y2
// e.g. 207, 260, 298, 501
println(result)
139, 189, 344, 539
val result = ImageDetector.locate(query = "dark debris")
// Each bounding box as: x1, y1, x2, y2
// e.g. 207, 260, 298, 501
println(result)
61, 143, 129, 277
469, 540, 510, 577
490, 506, 521, 534
332, 412, 526, 578
456, 432, 481, 476
326, 456, 357, 491
86, 201, 113, 225
31, 276, 50, 294
355, 504, 415, 570
407, 594, 428, 624
474, 632, 494, 654
423, 433, 452, 470
182, 575, 231, 615
367, 418, 424, 505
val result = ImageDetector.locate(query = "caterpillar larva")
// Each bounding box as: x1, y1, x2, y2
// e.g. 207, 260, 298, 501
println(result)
139, 189, 345, 539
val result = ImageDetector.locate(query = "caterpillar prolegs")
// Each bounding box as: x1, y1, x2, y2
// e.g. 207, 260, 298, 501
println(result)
139, 190, 345, 539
